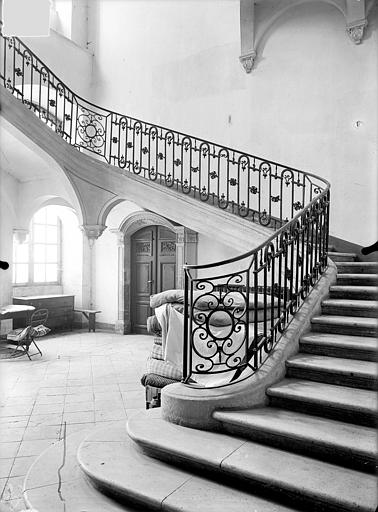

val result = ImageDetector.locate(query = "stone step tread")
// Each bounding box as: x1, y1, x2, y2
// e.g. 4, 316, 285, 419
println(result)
213, 407, 378, 459
286, 354, 378, 378
328, 252, 358, 257
311, 315, 378, 327
335, 262, 378, 268
335, 263, 378, 274
126, 410, 377, 512
79, 423, 298, 512
322, 299, 378, 309
300, 333, 378, 351
267, 379, 378, 414
328, 251, 357, 258
337, 273, 378, 281
330, 285, 378, 291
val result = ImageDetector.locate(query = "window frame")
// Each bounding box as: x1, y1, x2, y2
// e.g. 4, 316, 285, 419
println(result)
13, 208, 63, 287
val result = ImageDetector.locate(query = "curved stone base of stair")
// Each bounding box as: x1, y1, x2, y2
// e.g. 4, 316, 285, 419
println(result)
78, 418, 299, 512
23, 428, 136, 512
125, 409, 377, 512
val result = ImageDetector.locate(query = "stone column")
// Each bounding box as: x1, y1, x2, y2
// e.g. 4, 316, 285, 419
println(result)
110, 228, 125, 334
80, 224, 106, 310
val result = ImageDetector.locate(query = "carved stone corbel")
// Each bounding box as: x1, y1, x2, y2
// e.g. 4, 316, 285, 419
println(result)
239, 51, 257, 74
80, 224, 107, 246
346, 19, 368, 44
13, 228, 29, 244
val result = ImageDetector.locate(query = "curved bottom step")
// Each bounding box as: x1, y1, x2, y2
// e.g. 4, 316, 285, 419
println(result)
78, 422, 298, 512
23, 427, 138, 512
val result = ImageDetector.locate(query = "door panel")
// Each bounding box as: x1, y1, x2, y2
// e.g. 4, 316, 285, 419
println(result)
131, 225, 176, 333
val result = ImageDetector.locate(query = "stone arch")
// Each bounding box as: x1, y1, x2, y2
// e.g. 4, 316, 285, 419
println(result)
112, 210, 197, 334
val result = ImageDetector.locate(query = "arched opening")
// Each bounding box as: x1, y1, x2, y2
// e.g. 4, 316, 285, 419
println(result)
12, 204, 83, 329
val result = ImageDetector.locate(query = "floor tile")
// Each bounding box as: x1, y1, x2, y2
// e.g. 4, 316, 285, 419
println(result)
31, 403, 64, 415
2, 475, 25, 500
18, 439, 56, 457
10, 455, 36, 477
23, 425, 62, 441
0, 459, 14, 479
0, 331, 151, 494
0, 442, 20, 459
0, 429, 25, 443
62, 411, 95, 424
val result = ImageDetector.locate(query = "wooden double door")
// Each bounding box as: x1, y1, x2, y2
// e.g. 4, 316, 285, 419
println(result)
131, 226, 176, 333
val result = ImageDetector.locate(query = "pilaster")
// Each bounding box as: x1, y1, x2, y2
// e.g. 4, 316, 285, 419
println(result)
110, 228, 126, 334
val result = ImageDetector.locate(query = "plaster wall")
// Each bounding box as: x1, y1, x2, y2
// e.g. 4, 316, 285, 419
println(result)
0, 169, 18, 313
21, 29, 93, 99
89, 0, 377, 248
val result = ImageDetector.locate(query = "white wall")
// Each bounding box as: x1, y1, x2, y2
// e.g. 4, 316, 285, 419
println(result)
88, 0, 377, 248
22, 29, 93, 99
0, 169, 18, 328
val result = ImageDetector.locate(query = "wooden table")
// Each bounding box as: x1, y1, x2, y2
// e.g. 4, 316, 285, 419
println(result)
75, 309, 101, 332
0, 305, 35, 340
0, 304, 35, 321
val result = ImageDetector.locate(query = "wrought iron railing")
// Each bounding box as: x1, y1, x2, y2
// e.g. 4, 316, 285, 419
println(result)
0, 29, 330, 388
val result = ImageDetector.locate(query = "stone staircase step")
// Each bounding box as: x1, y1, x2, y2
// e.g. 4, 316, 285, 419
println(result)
328, 252, 358, 262
267, 378, 378, 426
299, 333, 378, 361
311, 315, 378, 337
213, 407, 378, 472
337, 273, 378, 286
321, 299, 378, 317
335, 262, 378, 274
78, 421, 299, 512
329, 285, 378, 300
126, 409, 377, 512
285, 354, 378, 389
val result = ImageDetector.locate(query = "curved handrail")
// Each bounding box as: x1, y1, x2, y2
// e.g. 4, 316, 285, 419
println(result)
0, 29, 330, 389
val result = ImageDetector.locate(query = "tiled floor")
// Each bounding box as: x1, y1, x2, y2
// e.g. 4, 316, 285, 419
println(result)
0, 330, 152, 512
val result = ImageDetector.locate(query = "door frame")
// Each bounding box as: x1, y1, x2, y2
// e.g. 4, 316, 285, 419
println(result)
110, 211, 197, 334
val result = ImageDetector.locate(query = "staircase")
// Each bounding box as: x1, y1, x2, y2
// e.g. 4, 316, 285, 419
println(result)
24, 250, 378, 511
2, 26, 376, 512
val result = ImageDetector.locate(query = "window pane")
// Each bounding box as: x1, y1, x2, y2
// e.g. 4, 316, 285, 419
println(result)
45, 264, 58, 282
46, 245, 57, 263
16, 243, 29, 263
45, 209, 58, 225
46, 225, 57, 243
15, 264, 28, 284
33, 225, 46, 243
33, 244, 45, 262
33, 263, 45, 282
33, 208, 46, 224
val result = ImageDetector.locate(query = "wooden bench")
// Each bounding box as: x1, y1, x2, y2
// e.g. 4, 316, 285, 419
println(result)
75, 309, 101, 332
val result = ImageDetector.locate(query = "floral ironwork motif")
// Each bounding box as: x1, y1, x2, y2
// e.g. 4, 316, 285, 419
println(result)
76, 107, 106, 154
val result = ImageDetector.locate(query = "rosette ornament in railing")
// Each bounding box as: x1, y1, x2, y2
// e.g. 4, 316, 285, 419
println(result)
183, 188, 329, 388
1, 29, 321, 230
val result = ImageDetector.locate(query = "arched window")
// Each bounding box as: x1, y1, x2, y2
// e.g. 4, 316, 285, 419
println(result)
13, 206, 62, 285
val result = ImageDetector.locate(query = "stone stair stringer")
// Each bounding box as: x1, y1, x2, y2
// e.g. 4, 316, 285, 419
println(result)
0, 86, 272, 253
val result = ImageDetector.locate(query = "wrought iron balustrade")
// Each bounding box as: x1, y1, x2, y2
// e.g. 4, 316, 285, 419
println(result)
0, 28, 330, 388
